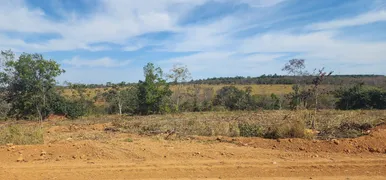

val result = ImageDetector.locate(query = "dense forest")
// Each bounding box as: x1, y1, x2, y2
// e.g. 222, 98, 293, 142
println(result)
1, 50, 386, 121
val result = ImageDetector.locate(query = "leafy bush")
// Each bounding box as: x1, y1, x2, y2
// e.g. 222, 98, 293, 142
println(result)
49, 93, 92, 119
214, 86, 255, 110
335, 84, 386, 110
238, 123, 263, 137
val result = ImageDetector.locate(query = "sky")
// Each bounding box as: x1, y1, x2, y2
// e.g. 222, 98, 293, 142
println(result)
1, 0, 386, 84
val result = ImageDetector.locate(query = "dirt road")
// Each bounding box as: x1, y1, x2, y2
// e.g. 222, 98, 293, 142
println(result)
1, 123, 385, 179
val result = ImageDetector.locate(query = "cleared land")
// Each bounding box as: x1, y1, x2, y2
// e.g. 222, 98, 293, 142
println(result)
0, 110, 385, 180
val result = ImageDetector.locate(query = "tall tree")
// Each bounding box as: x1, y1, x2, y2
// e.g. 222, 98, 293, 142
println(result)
0, 51, 65, 121
282, 59, 307, 110
167, 64, 191, 112
310, 68, 333, 129
137, 63, 172, 115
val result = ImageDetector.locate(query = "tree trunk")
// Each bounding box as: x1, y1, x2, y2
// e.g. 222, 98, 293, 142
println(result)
312, 91, 318, 129
118, 100, 122, 115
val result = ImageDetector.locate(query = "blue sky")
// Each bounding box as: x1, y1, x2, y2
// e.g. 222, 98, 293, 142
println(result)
1, 0, 386, 84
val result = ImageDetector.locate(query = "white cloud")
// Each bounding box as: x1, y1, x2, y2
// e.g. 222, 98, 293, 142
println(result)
239, 31, 386, 63
1, 0, 386, 83
307, 10, 386, 30
122, 44, 144, 52
240, 0, 286, 7
62, 56, 131, 68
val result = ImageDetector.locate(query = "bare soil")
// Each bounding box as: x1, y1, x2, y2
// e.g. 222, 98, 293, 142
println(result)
1, 122, 385, 180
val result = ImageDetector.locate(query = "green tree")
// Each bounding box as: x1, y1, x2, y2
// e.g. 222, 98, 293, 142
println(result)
214, 86, 254, 110
104, 85, 138, 115
0, 51, 64, 121
137, 63, 172, 115
282, 59, 308, 110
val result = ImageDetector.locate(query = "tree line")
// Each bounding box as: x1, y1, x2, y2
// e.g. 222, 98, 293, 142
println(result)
0, 50, 385, 121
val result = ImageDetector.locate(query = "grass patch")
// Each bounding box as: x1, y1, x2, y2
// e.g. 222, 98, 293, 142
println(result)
125, 138, 133, 142
0, 124, 44, 145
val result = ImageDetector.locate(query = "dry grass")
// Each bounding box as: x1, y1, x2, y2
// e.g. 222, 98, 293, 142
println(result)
0, 123, 44, 145
2, 110, 384, 145
108, 110, 386, 139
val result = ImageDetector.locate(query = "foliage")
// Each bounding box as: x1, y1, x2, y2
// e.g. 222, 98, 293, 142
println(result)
49, 92, 90, 119
104, 85, 138, 115
238, 123, 263, 137
282, 59, 308, 110
137, 63, 172, 115
0, 51, 65, 120
335, 84, 386, 110
214, 86, 255, 111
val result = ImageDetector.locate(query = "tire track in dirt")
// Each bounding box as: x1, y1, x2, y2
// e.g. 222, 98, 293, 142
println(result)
1, 159, 386, 180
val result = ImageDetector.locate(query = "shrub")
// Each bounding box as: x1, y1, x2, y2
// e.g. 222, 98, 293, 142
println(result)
239, 123, 263, 137
214, 86, 254, 110
264, 120, 306, 139
335, 84, 386, 110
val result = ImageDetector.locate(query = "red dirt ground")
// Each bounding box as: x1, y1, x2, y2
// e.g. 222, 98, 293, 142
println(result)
0, 123, 385, 180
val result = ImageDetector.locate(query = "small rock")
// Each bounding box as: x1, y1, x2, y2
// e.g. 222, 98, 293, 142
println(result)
6, 143, 14, 147
242, 143, 248, 146
220, 152, 225, 155
368, 147, 380, 153
299, 147, 305, 151
40, 150, 47, 156
16, 155, 24, 162
72, 155, 77, 159
272, 161, 277, 165
332, 139, 339, 145
7, 146, 15, 151
55, 157, 61, 161
312, 139, 318, 143
288, 139, 293, 143
344, 149, 351, 153
276, 139, 281, 143
311, 154, 319, 158
193, 152, 201, 156
66, 138, 73, 141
